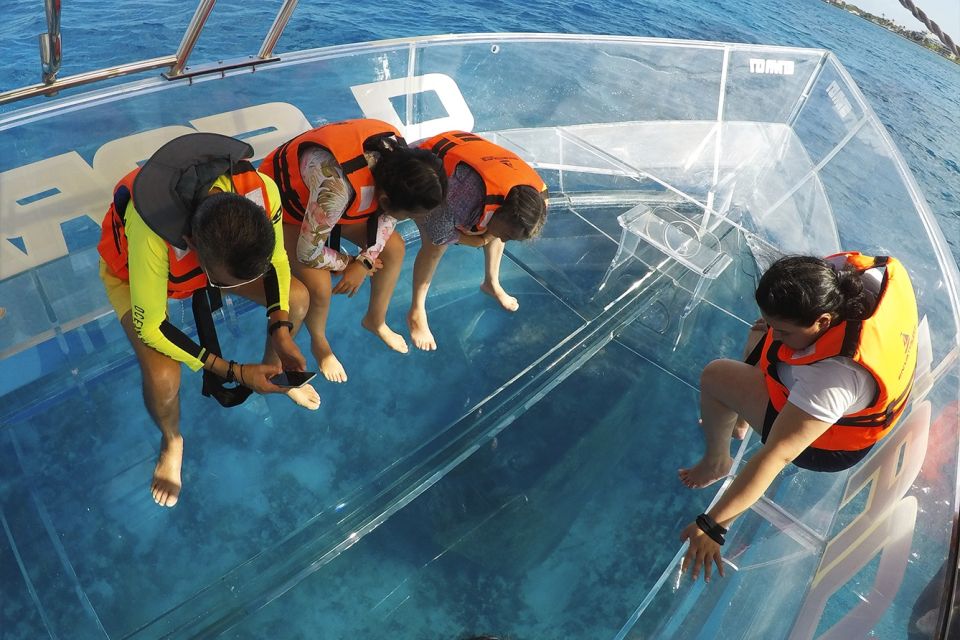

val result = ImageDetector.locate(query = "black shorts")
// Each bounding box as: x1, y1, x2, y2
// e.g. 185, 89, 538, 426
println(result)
760, 401, 874, 472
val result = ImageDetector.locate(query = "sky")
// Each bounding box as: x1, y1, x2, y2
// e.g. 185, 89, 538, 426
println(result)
847, 0, 960, 36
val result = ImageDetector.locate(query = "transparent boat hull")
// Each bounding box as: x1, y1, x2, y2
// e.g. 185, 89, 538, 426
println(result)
0, 34, 957, 639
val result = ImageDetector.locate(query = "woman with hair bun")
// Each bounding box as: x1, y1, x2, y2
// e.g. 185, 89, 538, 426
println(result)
261, 119, 447, 381
676, 252, 919, 583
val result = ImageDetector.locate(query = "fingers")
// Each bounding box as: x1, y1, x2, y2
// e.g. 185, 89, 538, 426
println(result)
715, 555, 725, 578
332, 277, 362, 296
691, 555, 703, 582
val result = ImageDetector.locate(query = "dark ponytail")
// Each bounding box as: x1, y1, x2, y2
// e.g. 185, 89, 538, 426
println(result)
836, 266, 871, 321
755, 256, 872, 326
372, 145, 448, 211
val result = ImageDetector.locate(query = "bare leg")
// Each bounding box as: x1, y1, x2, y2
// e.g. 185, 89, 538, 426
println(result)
119, 311, 184, 507
341, 225, 409, 353
480, 237, 519, 312
407, 241, 449, 351
733, 321, 768, 439
679, 359, 769, 489
274, 224, 347, 383
232, 228, 322, 407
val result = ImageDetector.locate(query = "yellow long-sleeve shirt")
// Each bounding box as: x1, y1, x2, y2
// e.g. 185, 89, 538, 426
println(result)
125, 173, 290, 371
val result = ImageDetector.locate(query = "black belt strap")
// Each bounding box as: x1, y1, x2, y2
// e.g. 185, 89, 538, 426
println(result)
192, 286, 253, 408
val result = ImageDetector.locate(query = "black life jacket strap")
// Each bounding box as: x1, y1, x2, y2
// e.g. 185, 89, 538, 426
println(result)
192, 286, 253, 408
366, 211, 381, 248
114, 185, 132, 225
328, 225, 342, 253
745, 337, 765, 367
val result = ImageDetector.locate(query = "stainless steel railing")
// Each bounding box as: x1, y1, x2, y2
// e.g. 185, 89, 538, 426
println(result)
259, 0, 300, 59
0, 0, 300, 107
38, 0, 61, 85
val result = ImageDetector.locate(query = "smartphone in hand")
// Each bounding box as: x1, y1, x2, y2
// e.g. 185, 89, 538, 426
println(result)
269, 371, 318, 389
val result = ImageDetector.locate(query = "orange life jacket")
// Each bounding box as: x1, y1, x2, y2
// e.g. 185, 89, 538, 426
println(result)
260, 118, 404, 227
418, 131, 548, 234
758, 252, 918, 451
97, 166, 274, 299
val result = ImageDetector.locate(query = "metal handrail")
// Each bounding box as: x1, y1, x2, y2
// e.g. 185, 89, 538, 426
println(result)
0, 56, 179, 106
168, 0, 217, 77
258, 0, 299, 59
38, 0, 61, 84
0, 0, 301, 107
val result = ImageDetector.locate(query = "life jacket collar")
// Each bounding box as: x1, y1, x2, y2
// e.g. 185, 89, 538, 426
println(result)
133, 133, 254, 250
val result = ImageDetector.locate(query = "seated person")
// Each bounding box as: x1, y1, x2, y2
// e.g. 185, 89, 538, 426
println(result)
407, 131, 549, 351
261, 119, 447, 381
97, 132, 317, 508
677, 253, 918, 582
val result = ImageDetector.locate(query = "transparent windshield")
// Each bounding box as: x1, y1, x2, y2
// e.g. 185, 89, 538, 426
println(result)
0, 34, 957, 640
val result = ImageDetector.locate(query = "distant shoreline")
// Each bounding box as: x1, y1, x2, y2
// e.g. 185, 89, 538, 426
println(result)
821, 0, 959, 64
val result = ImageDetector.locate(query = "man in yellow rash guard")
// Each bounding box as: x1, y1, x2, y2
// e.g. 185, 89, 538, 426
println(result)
121, 175, 295, 366
98, 134, 318, 508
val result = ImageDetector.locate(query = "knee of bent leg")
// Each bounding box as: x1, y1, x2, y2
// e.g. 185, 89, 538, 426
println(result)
142, 361, 181, 406
288, 278, 310, 322
700, 359, 737, 397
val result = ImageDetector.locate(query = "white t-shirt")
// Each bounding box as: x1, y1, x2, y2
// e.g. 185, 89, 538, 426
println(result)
777, 261, 883, 424
778, 356, 876, 423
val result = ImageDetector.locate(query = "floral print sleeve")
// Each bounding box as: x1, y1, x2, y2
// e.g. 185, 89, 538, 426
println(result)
295, 147, 353, 271
357, 214, 398, 263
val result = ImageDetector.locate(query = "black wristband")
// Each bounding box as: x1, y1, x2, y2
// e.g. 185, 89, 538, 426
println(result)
356, 254, 375, 271
696, 513, 727, 545
268, 320, 294, 336
226, 360, 237, 383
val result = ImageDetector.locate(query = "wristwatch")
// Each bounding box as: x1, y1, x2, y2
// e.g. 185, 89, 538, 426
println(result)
356, 254, 375, 271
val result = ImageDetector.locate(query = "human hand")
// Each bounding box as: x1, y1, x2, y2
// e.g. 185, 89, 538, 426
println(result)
270, 329, 307, 372
332, 260, 369, 297
237, 362, 284, 394
750, 318, 768, 332
679, 521, 725, 583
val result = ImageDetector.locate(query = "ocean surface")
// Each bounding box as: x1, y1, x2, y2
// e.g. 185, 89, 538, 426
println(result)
1, 2, 958, 639
3, 0, 959, 268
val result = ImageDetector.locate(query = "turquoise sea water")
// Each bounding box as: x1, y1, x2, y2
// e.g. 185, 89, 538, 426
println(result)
4, 0, 959, 266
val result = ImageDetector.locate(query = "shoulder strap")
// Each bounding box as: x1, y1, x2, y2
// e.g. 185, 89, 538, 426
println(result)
192, 287, 253, 408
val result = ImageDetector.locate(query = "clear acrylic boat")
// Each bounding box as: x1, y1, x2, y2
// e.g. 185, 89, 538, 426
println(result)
1, 8, 958, 640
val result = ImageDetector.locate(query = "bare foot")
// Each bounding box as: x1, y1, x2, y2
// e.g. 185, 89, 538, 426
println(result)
733, 418, 750, 440
481, 281, 519, 312
362, 317, 409, 353
151, 435, 183, 507
313, 341, 348, 383
286, 383, 321, 410
407, 308, 437, 351
678, 454, 733, 489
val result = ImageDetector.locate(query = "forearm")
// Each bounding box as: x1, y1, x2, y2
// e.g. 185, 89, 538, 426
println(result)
136, 317, 208, 372
266, 220, 291, 313
707, 449, 789, 527
296, 232, 350, 270
358, 215, 398, 260
457, 231, 487, 247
